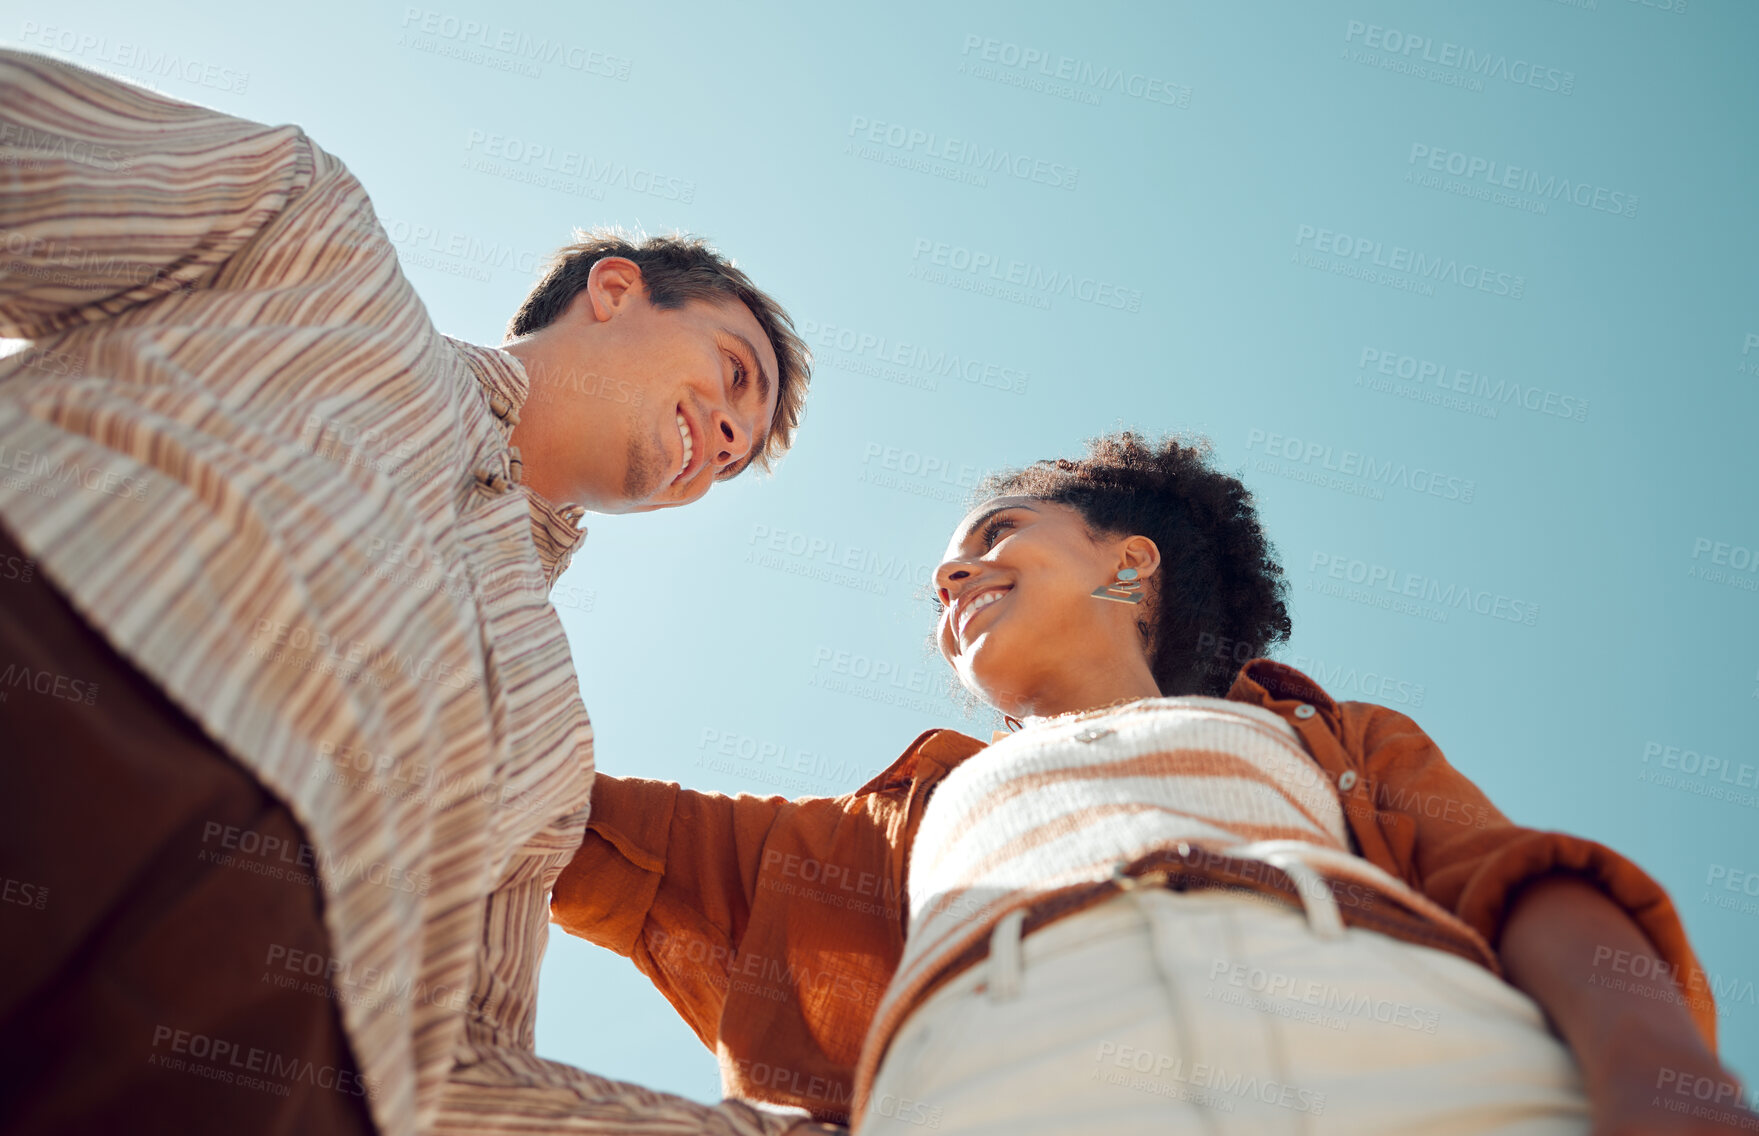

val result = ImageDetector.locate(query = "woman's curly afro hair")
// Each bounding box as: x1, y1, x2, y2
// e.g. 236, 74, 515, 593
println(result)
973, 431, 1292, 697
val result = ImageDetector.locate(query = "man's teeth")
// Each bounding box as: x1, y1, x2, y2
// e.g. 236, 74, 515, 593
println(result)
676, 412, 693, 476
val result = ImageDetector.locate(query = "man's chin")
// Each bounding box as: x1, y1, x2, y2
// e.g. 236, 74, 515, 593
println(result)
613, 480, 708, 514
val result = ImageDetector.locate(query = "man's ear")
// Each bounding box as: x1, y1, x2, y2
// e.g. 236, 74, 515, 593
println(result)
584, 256, 647, 322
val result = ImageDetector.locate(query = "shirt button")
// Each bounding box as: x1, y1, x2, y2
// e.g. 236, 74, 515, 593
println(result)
1293, 703, 1317, 720
1338, 770, 1359, 791
1074, 726, 1113, 743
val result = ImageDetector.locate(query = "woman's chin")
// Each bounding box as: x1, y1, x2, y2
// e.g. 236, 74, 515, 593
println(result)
959, 655, 1032, 720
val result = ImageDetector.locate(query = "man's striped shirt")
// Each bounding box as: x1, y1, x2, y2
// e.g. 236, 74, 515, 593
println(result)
0, 50, 789, 1136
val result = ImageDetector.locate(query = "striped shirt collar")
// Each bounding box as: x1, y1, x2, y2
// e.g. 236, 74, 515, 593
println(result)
449, 337, 588, 585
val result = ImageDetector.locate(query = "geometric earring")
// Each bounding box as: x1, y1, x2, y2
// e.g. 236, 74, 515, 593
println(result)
1090, 566, 1145, 605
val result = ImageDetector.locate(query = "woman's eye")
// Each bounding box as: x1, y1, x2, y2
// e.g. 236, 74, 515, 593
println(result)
730, 355, 747, 388
981, 519, 1013, 548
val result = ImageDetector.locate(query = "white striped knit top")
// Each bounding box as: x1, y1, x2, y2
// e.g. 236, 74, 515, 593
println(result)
856, 696, 1484, 1101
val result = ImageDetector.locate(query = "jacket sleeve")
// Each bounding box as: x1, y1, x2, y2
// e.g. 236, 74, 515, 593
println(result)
0, 49, 315, 338
550, 774, 791, 1051
1345, 701, 1717, 1048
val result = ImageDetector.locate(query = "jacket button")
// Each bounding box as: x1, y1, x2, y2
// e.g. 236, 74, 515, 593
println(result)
1294, 703, 1317, 720
1338, 770, 1359, 791
1074, 726, 1113, 743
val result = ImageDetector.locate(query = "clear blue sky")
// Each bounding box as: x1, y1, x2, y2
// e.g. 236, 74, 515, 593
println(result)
12, 0, 1756, 1105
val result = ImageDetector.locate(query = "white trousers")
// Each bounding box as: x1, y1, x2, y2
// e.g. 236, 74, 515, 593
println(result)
861, 889, 1590, 1135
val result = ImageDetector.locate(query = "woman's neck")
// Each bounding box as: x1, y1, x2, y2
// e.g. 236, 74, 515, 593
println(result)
1010, 659, 1162, 721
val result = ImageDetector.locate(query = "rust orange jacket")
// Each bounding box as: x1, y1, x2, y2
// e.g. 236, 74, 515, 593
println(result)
551, 660, 1715, 1124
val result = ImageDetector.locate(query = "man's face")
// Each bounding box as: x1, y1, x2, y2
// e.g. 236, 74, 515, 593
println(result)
508, 258, 782, 514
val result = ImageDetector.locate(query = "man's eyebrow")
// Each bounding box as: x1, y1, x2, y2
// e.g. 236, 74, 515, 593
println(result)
958, 503, 1037, 545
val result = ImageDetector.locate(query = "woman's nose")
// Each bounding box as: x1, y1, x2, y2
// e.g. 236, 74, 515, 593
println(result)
934, 563, 974, 606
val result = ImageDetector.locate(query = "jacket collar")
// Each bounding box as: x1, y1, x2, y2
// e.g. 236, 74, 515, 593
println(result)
451, 338, 588, 587
856, 728, 989, 795
1226, 658, 1337, 713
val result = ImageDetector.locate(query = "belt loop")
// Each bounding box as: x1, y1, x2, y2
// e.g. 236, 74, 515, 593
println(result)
1274, 856, 1345, 940
1231, 842, 1346, 941
987, 908, 1027, 1003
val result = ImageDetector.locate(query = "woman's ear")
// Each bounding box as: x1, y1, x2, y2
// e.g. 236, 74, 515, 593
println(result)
1119, 535, 1161, 581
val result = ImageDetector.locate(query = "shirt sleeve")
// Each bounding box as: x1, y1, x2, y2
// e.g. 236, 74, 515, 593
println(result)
433, 820, 802, 1136
550, 775, 790, 1051
0, 49, 314, 338
1345, 701, 1718, 1049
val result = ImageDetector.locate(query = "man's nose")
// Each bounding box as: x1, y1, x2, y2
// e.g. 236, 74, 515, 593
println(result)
710, 409, 751, 469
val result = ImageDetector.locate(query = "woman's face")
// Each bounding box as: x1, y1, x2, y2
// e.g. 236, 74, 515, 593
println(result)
934, 495, 1160, 718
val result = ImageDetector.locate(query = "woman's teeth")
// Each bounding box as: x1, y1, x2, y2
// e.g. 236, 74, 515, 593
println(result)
959, 589, 1006, 636
676, 412, 693, 477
